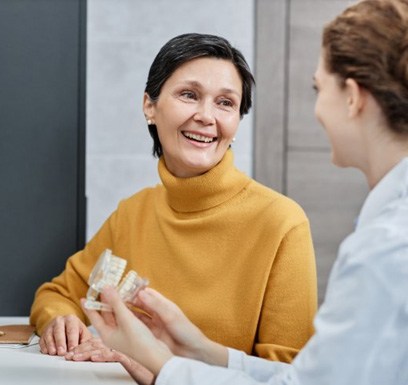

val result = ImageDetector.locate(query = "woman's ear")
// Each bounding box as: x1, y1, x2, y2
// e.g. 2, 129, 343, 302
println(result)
143, 93, 155, 122
345, 78, 365, 118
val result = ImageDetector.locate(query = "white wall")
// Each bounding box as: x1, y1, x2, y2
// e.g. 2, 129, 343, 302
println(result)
86, 0, 255, 240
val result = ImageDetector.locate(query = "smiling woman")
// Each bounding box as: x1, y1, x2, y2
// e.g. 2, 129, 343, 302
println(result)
30, 33, 317, 383
144, 57, 242, 178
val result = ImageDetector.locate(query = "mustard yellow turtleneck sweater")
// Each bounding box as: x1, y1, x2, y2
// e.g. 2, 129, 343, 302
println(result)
30, 150, 317, 363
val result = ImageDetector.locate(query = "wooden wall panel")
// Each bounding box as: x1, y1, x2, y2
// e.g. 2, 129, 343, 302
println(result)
288, 1, 349, 150
287, 0, 368, 302
254, 0, 287, 192
287, 152, 368, 302
255, 0, 369, 302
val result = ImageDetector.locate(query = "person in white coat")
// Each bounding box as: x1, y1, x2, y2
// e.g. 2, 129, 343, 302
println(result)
79, 0, 408, 384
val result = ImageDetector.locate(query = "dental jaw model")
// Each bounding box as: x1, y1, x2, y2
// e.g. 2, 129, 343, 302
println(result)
84, 249, 149, 311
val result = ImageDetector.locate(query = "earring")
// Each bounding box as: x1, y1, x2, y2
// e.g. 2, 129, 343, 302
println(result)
147, 119, 153, 125
232, 137, 236, 143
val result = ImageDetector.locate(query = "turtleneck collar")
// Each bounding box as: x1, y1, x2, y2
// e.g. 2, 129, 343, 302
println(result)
157, 150, 251, 213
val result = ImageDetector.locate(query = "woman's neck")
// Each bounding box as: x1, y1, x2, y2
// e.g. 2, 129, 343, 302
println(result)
364, 134, 408, 189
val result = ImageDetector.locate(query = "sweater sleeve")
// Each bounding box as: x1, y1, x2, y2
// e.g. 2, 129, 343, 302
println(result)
254, 220, 317, 362
29, 211, 118, 335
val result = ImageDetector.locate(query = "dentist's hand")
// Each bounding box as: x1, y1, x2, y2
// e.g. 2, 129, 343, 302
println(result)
131, 288, 228, 367
82, 287, 173, 376
65, 337, 155, 385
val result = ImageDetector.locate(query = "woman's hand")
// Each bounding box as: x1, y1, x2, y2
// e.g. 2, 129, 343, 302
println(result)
39, 314, 92, 355
65, 337, 155, 385
81, 287, 173, 376
64, 336, 117, 362
131, 288, 228, 366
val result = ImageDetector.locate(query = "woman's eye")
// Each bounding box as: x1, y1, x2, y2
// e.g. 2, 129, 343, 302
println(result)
218, 99, 234, 108
180, 91, 197, 100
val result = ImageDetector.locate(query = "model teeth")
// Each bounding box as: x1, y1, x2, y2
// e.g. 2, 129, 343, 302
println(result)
184, 132, 215, 143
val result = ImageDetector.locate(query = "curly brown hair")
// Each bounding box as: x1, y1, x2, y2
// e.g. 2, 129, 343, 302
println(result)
322, 0, 408, 134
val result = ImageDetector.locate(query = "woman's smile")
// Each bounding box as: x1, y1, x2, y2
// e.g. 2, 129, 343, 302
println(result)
182, 131, 217, 144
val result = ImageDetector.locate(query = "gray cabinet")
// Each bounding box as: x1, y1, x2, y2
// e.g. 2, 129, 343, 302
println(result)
0, 0, 86, 315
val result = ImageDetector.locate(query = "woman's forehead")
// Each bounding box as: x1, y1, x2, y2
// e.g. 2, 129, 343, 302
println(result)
164, 57, 243, 92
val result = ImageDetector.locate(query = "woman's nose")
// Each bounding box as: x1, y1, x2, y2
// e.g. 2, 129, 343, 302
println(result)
193, 100, 215, 125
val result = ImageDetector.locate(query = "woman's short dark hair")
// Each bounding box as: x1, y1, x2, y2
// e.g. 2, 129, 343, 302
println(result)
145, 33, 255, 157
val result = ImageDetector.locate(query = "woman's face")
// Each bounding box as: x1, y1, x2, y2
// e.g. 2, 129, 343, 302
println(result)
144, 57, 242, 178
314, 52, 362, 168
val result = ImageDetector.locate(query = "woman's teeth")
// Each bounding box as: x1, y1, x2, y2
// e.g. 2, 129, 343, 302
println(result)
183, 132, 215, 143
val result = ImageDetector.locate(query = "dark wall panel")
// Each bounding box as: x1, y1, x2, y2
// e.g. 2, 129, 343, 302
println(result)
0, 0, 86, 315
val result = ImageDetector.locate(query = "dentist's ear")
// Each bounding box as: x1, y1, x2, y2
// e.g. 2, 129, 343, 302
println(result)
345, 78, 365, 118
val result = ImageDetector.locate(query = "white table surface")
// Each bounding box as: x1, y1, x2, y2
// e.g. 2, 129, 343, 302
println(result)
0, 317, 134, 384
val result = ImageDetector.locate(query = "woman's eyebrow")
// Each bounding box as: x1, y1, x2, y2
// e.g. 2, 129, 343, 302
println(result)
220, 87, 241, 98
179, 80, 241, 97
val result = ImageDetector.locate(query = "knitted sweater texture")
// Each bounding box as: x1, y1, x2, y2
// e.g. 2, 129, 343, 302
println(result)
30, 150, 317, 362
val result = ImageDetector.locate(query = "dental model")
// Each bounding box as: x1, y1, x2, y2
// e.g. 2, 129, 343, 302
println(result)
83, 249, 149, 311
117, 270, 149, 303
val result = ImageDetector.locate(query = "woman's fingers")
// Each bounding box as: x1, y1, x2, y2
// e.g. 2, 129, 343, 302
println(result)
39, 324, 56, 355
89, 348, 122, 362
52, 316, 68, 355
65, 314, 88, 352
101, 287, 138, 328
81, 298, 108, 336
81, 288, 143, 341
135, 312, 154, 328
66, 345, 121, 362
137, 288, 182, 323
82, 287, 173, 375
39, 315, 88, 356
66, 337, 103, 355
